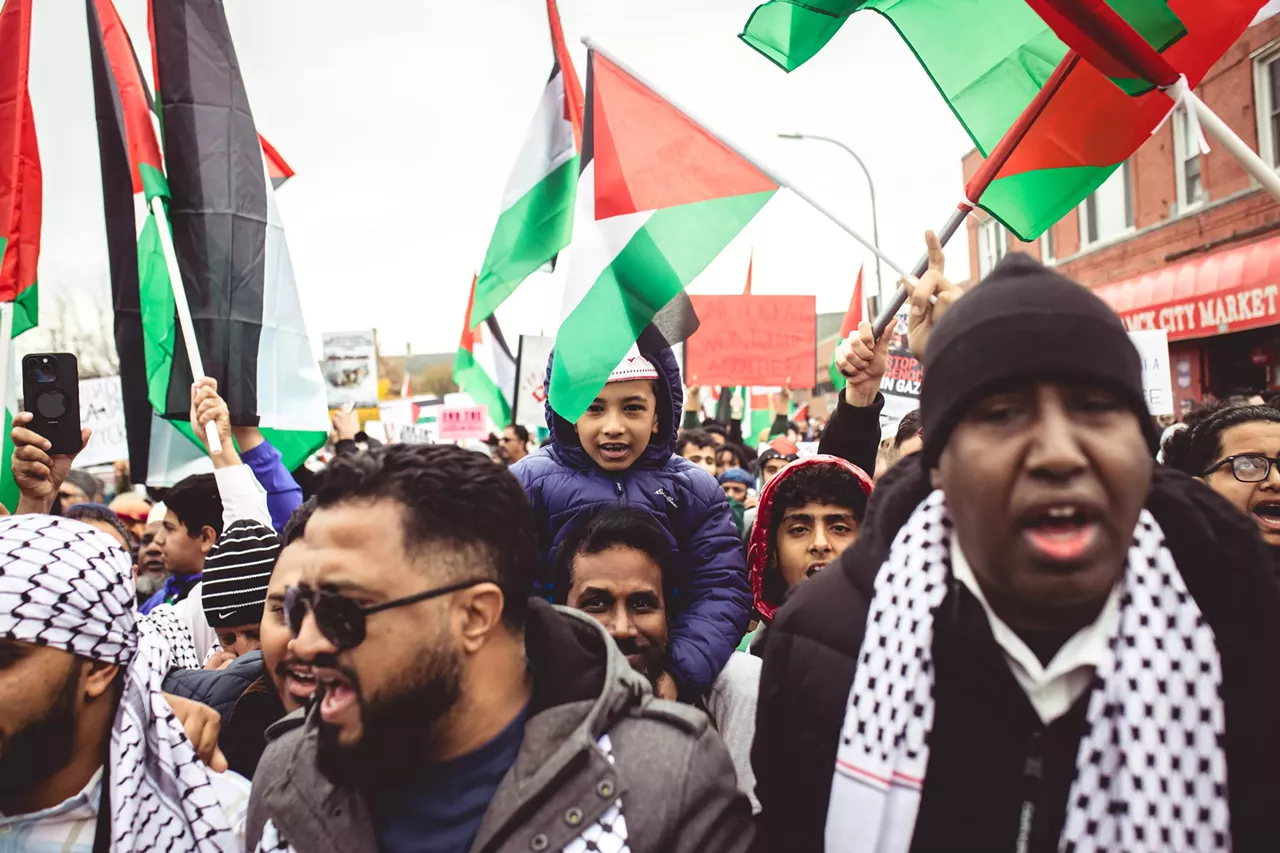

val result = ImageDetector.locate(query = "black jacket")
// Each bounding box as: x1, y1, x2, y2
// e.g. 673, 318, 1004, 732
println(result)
752, 458, 1280, 852
162, 650, 265, 719
816, 391, 883, 477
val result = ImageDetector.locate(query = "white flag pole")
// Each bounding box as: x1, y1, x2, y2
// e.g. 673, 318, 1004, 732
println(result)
1167, 78, 1280, 203
149, 197, 223, 455
580, 36, 916, 284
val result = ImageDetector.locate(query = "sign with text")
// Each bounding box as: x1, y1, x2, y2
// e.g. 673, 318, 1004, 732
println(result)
685, 295, 816, 387
321, 330, 379, 408
439, 404, 490, 441
1128, 329, 1175, 416
880, 304, 921, 424
1118, 283, 1280, 342
75, 376, 128, 468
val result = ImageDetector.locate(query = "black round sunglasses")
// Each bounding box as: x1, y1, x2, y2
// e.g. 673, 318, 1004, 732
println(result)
284, 578, 488, 651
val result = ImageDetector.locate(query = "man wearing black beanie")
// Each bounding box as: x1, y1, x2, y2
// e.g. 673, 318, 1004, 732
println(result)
752, 248, 1280, 853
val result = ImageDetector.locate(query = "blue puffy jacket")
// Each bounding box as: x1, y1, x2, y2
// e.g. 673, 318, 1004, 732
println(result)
511, 345, 750, 699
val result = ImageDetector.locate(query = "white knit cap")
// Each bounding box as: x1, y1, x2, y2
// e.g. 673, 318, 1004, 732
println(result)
146, 501, 168, 526
607, 354, 659, 384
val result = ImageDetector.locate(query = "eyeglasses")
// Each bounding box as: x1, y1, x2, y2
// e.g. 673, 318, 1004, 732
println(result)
284, 578, 488, 651
1202, 454, 1280, 483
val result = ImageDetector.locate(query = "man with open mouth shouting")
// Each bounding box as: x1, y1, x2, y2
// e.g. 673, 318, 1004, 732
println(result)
246, 444, 751, 853
752, 253, 1280, 853
1164, 401, 1280, 572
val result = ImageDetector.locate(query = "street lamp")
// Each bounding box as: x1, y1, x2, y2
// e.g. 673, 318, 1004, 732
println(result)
778, 132, 883, 311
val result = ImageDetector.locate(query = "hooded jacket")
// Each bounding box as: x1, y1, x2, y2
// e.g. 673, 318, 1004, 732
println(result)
511, 346, 750, 699
746, 455, 874, 625
751, 457, 1280, 853
245, 600, 753, 853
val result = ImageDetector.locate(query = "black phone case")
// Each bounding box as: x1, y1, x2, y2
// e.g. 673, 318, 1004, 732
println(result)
22, 353, 81, 456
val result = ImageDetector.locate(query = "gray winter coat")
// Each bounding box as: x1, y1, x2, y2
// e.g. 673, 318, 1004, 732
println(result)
245, 599, 753, 853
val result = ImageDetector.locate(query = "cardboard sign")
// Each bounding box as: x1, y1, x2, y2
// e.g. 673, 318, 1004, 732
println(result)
1128, 329, 1175, 416
439, 405, 490, 441
685, 295, 816, 387
75, 376, 129, 468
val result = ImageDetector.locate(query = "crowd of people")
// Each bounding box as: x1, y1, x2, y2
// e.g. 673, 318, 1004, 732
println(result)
1, 234, 1278, 852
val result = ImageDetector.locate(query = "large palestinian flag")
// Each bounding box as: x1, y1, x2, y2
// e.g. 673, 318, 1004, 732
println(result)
471, 0, 583, 327
740, 0, 1263, 241
87, 0, 328, 485
550, 50, 777, 422
454, 274, 516, 427
0, 0, 38, 510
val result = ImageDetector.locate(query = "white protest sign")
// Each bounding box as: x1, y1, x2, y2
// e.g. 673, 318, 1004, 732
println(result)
514, 335, 555, 428
75, 376, 129, 468
321, 330, 379, 408
1128, 330, 1175, 416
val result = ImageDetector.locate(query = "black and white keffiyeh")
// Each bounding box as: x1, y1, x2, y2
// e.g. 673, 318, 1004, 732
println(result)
826, 490, 1230, 853
0, 515, 244, 852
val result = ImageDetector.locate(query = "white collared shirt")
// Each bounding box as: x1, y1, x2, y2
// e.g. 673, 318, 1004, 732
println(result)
950, 539, 1120, 725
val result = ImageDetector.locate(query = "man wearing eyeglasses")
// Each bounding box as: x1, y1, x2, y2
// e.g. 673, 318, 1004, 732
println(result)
245, 443, 752, 853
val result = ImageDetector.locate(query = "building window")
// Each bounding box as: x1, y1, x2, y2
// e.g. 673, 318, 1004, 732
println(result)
1253, 41, 1280, 167
1079, 161, 1134, 247
1174, 107, 1207, 210
977, 217, 1006, 278
1040, 227, 1056, 265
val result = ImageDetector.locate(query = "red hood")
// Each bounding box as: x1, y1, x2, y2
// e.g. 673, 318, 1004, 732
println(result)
748, 455, 873, 624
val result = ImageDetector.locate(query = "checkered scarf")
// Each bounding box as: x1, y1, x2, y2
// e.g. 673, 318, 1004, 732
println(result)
826, 490, 1230, 853
0, 515, 242, 852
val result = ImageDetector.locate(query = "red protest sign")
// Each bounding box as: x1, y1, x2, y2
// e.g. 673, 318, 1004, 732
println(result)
685, 295, 816, 387
439, 405, 489, 441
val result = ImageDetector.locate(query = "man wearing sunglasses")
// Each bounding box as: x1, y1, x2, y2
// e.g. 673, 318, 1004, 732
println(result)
246, 444, 752, 853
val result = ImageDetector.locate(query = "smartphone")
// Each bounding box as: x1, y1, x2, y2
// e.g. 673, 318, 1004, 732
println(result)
22, 353, 81, 455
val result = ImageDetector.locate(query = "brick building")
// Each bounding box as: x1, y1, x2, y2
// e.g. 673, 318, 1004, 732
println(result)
962, 15, 1280, 416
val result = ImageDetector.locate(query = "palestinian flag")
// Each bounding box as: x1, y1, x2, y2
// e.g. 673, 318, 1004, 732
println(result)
550, 50, 777, 422
740, 0, 1262, 241
454, 274, 516, 427
0, 0, 37, 510
470, 0, 583, 327
88, 0, 328, 485
260, 134, 294, 188
829, 265, 863, 391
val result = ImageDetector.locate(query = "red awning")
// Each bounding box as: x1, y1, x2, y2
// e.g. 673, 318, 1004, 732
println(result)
1094, 233, 1280, 342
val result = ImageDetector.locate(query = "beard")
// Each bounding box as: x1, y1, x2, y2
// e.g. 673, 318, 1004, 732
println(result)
613, 635, 668, 686
134, 571, 167, 598
315, 640, 463, 789
0, 664, 80, 809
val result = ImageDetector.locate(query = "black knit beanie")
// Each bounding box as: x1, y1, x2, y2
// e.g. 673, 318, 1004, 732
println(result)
202, 519, 281, 628
920, 253, 1158, 468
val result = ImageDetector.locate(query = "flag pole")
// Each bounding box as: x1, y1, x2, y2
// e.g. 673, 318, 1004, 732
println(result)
1176, 81, 1280, 200
581, 37, 915, 284
870, 53, 1082, 337
148, 197, 223, 455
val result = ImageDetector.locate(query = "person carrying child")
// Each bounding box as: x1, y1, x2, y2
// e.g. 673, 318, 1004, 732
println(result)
512, 346, 750, 701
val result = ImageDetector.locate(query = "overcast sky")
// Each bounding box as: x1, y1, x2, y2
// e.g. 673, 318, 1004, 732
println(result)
24, 0, 973, 358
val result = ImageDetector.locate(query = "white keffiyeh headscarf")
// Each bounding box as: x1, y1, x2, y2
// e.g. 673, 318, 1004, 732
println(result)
826, 490, 1231, 853
0, 515, 243, 852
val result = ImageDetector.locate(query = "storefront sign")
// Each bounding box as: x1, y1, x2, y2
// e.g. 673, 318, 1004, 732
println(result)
1128, 330, 1175, 416
1119, 284, 1280, 342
